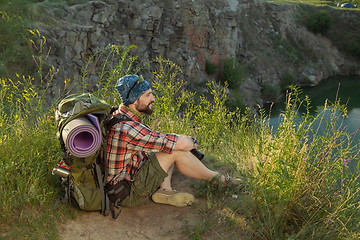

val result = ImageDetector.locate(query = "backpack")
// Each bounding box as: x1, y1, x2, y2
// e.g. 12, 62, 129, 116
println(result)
53, 92, 130, 219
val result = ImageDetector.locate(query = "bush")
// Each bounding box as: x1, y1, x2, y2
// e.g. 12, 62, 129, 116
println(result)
342, 33, 360, 58
280, 71, 296, 90
272, 35, 303, 63
0, 12, 33, 77
305, 10, 333, 35
262, 83, 281, 101
222, 58, 245, 89
205, 60, 218, 75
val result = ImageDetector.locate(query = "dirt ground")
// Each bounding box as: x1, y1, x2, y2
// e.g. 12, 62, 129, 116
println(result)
58, 173, 205, 240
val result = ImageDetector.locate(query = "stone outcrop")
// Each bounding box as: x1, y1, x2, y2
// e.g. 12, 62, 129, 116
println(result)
37, 0, 360, 108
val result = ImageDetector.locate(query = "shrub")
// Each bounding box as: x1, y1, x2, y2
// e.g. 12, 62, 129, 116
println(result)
342, 33, 360, 58
280, 71, 296, 90
305, 10, 333, 35
205, 60, 218, 75
262, 83, 281, 101
272, 35, 302, 63
0, 12, 33, 77
222, 58, 245, 89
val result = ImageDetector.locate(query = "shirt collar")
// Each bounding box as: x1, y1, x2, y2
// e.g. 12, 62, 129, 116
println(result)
118, 104, 142, 122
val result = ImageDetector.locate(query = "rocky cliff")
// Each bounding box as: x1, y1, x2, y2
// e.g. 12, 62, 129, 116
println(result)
37, 0, 360, 108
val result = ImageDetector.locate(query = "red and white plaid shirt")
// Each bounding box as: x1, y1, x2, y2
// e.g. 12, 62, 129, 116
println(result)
106, 105, 178, 184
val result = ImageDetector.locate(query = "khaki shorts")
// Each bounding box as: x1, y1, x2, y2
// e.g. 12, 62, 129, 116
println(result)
120, 153, 167, 207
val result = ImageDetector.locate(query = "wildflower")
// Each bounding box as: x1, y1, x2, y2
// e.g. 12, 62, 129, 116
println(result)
343, 158, 351, 169
262, 158, 266, 162
326, 219, 332, 224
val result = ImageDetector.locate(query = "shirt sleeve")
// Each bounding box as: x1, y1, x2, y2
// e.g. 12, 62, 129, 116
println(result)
123, 121, 178, 154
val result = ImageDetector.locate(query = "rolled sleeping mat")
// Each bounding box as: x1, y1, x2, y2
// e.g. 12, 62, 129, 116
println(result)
61, 115, 101, 158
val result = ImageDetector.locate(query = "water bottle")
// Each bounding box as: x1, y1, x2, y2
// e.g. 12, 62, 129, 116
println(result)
190, 149, 204, 160
52, 165, 70, 178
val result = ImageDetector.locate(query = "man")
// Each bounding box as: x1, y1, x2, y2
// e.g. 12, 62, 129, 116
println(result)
106, 75, 240, 208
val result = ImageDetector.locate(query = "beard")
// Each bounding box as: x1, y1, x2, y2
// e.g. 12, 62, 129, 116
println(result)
135, 101, 154, 115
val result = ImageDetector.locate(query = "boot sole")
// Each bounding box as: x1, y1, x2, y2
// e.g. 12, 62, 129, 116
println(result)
152, 192, 195, 207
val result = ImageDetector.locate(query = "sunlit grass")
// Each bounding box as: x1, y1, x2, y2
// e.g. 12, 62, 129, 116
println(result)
149, 62, 360, 239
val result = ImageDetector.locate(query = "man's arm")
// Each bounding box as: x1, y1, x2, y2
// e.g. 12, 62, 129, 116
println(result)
124, 121, 195, 153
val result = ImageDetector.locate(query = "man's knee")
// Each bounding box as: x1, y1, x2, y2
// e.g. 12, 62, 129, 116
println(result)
155, 152, 175, 172
155, 151, 190, 172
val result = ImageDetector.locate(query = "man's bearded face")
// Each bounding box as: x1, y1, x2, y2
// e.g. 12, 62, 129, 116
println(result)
135, 89, 155, 115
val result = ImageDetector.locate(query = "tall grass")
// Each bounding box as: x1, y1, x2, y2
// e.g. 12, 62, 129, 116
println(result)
243, 88, 360, 239
1, 36, 359, 239
0, 31, 65, 238
148, 62, 360, 239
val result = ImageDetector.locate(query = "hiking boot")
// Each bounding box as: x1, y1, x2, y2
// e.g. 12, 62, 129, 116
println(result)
151, 189, 195, 207
211, 173, 245, 190
224, 174, 243, 186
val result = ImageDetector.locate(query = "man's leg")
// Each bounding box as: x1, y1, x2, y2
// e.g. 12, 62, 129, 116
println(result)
151, 150, 227, 207
155, 150, 223, 182
159, 164, 174, 191
151, 153, 197, 207
152, 151, 242, 207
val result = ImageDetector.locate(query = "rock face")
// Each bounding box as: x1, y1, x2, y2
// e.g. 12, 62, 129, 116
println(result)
39, 0, 360, 108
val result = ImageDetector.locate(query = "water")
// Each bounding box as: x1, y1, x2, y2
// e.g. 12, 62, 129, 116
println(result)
267, 75, 360, 142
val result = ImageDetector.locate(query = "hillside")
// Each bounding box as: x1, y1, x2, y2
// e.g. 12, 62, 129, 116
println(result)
31, 0, 360, 108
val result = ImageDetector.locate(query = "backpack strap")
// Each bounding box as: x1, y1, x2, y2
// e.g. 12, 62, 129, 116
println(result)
94, 162, 110, 217
104, 114, 132, 130
101, 112, 133, 219
59, 138, 73, 166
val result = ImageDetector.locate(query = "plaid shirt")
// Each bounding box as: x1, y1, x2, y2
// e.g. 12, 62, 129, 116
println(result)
106, 105, 178, 184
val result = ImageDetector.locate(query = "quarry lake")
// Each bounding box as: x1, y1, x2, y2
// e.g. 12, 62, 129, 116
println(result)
267, 75, 360, 143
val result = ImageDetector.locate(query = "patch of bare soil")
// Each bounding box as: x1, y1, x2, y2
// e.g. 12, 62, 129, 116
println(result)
58, 173, 205, 240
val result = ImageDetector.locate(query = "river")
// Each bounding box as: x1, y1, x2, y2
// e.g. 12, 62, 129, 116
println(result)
267, 75, 360, 143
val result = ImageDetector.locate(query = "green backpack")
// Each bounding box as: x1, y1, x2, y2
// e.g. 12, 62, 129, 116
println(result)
53, 93, 130, 219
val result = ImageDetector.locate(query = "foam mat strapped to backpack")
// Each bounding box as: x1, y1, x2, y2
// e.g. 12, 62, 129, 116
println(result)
61, 114, 101, 158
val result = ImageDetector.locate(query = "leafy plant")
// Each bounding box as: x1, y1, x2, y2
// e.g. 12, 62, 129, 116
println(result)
305, 10, 333, 35
0, 12, 33, 77
341, 33, 360, 58
222, 58, 245, 89
205, 60, 218, 75
272, 35, 302, 63
280, 71, 296, 90
262, 83, 281, 101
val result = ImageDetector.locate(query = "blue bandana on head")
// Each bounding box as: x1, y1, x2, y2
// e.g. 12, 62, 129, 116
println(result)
115, 75, 151, 105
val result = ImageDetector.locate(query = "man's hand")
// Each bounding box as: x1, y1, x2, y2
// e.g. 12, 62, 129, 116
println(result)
173, 135, 196, 151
